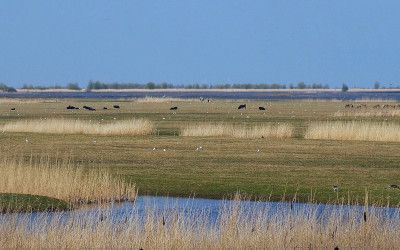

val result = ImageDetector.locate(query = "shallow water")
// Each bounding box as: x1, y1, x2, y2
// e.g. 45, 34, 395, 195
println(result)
3, 196, 399, 228
1, 91, 400, 100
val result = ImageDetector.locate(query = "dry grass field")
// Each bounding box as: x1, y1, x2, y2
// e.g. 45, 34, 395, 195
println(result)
0, 98, 399, 204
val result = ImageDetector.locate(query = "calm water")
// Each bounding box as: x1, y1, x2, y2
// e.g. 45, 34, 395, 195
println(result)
4, 196, 399, 228
1, 91, 400, 100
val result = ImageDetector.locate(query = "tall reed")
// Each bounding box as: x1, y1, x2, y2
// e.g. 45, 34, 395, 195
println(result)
0, 158, 136, 204
181, 123, 293, 139
305, 121, 400, 142
0, 119, 155, 135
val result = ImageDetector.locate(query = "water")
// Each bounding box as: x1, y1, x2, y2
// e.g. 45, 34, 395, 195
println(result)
3, 196, 399, 228
1, 91, 400, 100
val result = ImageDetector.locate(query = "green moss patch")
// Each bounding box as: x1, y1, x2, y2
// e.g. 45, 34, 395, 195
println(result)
0, 193, 70, 213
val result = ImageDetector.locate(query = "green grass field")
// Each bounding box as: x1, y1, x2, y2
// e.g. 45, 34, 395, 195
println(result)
1, 98, 399, 205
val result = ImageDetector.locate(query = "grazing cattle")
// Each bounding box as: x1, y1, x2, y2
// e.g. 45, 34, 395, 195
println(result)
66, 105, 79, 110
258, 106, 266, 110
113, 105, 120, 109
103, 107, 108, 110
10, 108, 15, 111
373, 104, 381, 109
170, 106, 178, 110
389, 184, 400, 189
83, 105, 96, 111
238, 104, 246, 110
344, 104, 353, 108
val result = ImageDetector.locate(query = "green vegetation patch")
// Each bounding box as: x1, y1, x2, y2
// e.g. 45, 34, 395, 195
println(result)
0, 193, 70, 213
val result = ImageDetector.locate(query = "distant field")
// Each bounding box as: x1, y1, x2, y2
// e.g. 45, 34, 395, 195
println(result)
0, 98, 399, 205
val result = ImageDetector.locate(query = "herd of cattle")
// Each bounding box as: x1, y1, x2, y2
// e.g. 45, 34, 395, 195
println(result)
65, 105, 121, 111
345, 103, 400, 109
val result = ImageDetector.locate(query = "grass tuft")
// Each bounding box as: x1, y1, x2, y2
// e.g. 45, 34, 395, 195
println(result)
305, 121, 400, 142
0, 119, 155, 135
0, 158, 137, 205
181, 123, 293, 139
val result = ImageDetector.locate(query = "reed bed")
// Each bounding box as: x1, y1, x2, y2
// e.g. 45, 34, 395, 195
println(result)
134, 96, 195, 103
305, 121, 400, 142
181, 123, 293, 139
0, 119, 155, 135
0, 197, 399, 249
0, 158, 136, 205
334, 110, 400, 117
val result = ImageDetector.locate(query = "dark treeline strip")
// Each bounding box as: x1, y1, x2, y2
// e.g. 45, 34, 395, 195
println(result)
86, 81, 329, 90
0, 83, 17, 92
21, 83, 81, 90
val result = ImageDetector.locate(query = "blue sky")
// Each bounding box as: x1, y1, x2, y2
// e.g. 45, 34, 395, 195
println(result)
1, 0, 399, 88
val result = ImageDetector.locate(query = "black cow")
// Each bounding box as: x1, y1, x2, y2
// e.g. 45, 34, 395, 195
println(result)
238, 104, 246, 110
113, 105, 120, 109
345, 104, 354, 108
66, 105, 79, 110
103, 107, 108, 110
259, 106, 266, 110
10, 108, 15, 111
170, 106, 178, 110
83, 105, 96, 111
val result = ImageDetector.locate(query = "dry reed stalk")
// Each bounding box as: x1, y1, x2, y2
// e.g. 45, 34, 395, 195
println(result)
181, 123, 293, 139
0, 119, 155, 135
0, 158, 136, 204
305, 121, 400, 142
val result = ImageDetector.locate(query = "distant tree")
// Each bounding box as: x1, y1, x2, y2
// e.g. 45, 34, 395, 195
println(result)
66, 83, 81, 90
146, 82, 156, 89
341, 83, 349, 92
0, 83, 17, 92
374, 81, 380, 89
297, 82, 306, 89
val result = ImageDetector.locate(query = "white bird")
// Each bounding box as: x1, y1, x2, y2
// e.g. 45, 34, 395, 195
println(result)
25, 138, 29, 143
257, 149, 260, 153
153, 147, 156, 151
163, 149, 166, 152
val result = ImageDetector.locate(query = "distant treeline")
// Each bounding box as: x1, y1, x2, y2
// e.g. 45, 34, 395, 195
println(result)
21, 83, 81, 90
0, 83, 17, 92
2, 81, 399, 92
86, 81, 329, 90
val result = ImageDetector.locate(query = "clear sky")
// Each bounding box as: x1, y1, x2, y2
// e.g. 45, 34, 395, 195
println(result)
1, 0, 399, 88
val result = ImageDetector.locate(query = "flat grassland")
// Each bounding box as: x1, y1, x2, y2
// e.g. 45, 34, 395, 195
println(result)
0, 98, 399, 204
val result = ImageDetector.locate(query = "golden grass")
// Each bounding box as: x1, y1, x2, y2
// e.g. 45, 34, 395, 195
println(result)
133, 96, 196, 103
334, 110, 400, 117
0, 196, 399, 248
0, 98, 60, 104
0, 119, 155, 135
181, 123, 293, 139
0, 158, 136, 205
305, 121, 400, 142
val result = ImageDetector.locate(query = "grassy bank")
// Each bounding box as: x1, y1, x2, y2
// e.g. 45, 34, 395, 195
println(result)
0, 193, 69, 213
0, 98, 399, 204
